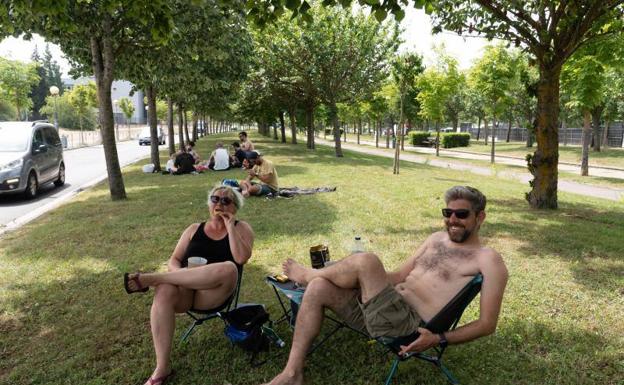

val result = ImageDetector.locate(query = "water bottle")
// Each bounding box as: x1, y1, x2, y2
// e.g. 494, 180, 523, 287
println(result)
262, 325, 286, 348
351, 236, 365, 254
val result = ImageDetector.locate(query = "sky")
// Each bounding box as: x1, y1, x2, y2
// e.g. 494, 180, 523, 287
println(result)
0, 7, 494, 77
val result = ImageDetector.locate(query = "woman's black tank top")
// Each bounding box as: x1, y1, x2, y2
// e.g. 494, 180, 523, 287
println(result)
182, 221, 241, 273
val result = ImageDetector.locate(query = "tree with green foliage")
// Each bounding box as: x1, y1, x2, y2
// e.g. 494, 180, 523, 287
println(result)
29, 44, 65, 121
469, 45, 518, 163
417, 67, 449, 156
4, 0, 174, 200
560, 35, 624, 175
118, 98, 135, 127
67, 82, 97, 145
251, 0, 624, 208
391, 52, 424, 172
307, 6, 399, 157
0, 57, 39, 120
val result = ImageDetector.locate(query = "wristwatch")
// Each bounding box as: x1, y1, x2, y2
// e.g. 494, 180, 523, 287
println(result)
438, 332, 448, 348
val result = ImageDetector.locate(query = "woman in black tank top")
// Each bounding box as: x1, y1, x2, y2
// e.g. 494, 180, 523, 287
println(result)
123, 185, 254, 384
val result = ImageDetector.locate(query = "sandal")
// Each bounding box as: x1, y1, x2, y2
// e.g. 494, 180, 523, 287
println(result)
146, 370, 175, 385
123, 272, 149, 294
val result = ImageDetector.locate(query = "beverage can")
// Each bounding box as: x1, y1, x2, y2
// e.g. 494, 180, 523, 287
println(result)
309, 244, 330, 268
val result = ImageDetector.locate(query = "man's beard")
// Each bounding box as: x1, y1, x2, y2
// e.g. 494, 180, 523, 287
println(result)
447, 224, 472, 243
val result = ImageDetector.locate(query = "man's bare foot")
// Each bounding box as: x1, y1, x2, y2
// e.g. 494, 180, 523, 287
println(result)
283, 259, 312, 285
261, 370, 303, 385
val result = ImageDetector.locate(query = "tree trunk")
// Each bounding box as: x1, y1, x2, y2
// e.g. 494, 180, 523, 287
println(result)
435, 121, 440, 157
506, 115, 512, 142
192, 114, 198, 142
484, 119, 488, 145
602, 120, 610, 148
375, 120, 380, 148
385, 123, 390, 148
476, 117, 481, 141
491, 118, 496, 163
329, 103, 343, 157
288, 108, 297, 144
306, 103, 315, 150
581, 110, 591, 176
394, 94, 404, 175
146, 85, 160, 171
183, 111, 190, 144
167, 98, 175, 155
177, 105, 184, 150
357, 117, 361, 145
591, 106, 602, 152
279, 111, 287, 143
90, 28, 126, 200
273, 121, 278, 140
527, 66, 560, 209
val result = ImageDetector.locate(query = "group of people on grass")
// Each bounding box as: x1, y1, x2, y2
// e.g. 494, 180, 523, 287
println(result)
163, 131, 280, 198
125, 150, 508, 385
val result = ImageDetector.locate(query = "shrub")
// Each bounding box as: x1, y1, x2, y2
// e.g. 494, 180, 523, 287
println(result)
408, 131, 431, 146
441, 133, 471, 148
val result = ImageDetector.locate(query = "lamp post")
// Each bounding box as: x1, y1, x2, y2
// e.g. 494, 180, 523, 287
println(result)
113, 99, 119, 141
49, 86, 60, 131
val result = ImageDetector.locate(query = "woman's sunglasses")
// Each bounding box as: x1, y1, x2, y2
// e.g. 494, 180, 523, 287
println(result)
442, 208, 471, 219
210, 195, 233, 206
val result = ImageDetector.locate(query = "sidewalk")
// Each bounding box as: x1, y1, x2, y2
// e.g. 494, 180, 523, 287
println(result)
314, 138, 624, 201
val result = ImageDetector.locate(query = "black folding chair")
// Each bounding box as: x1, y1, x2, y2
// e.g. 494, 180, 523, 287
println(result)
377, 273, 483, 385
180, 267, 244, 343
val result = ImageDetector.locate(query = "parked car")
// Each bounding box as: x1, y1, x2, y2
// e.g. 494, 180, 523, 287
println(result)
138, 127, 165, 145
0, 121, 65, 199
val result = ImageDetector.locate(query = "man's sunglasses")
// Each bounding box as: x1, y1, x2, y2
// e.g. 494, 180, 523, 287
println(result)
210, 195, 233, 206
442, 208, 471, 219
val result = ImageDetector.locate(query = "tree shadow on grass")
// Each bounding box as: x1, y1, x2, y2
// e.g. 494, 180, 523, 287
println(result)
0, 263, 291, 385
482, 197, 624, 290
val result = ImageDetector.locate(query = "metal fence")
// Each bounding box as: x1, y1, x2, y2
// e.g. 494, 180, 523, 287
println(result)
461, 123, 624, 147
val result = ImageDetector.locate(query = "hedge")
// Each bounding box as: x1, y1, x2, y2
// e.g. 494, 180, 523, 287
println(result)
408, 131, 431, 146
441, 133, 471, 148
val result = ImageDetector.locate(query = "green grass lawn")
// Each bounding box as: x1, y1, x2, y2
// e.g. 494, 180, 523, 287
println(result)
1, 134, 623, 385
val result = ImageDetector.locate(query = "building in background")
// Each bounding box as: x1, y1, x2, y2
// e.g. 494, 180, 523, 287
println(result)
63, 77, 146, 125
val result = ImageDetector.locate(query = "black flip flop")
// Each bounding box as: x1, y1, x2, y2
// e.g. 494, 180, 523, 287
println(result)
123, 272, 149, 294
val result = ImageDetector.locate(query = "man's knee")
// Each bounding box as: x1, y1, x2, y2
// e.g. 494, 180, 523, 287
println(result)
353, 252, 383, 270
304, 277, 339, 305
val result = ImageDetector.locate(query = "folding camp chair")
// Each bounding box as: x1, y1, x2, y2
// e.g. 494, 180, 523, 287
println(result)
180, 267, 244, 343
377, 273, 483, 385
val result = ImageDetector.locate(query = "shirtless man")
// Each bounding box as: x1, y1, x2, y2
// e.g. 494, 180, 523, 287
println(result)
263, 186, 508, 385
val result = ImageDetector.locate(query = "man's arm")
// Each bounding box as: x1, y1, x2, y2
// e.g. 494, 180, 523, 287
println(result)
444, 250, 508, 343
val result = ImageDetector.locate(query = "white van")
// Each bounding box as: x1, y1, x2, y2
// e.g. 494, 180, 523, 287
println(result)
138, 127, 165, 146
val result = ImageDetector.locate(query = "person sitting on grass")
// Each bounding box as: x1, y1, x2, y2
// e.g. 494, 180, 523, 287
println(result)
261, 186, 508, 385
239, 151, 279, 198
231, 141, 246, 168
238, 131, 255, 152
123, 185, 254, 385
171, 148, 196, 175
186, 141, 201, 164
208, 142, 231, 171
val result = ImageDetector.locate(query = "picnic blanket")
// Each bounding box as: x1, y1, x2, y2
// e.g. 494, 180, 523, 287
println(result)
268, 186, 337, 199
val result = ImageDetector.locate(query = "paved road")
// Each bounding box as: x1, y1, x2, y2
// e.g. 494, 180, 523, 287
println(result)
0, 140, 161, 231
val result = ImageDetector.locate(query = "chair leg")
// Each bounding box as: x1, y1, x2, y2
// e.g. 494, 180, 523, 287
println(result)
438, 362, 459, 385
180, 321, 199, 343
384, 358, 400, 385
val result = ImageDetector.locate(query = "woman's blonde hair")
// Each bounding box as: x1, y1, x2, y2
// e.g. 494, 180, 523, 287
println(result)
208, 184, 244, 210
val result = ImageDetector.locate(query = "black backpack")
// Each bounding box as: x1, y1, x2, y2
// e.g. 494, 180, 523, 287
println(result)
222, 304, 279, 366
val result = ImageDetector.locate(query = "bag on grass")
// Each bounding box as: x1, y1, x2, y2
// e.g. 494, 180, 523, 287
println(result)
223, 304, 272, 363
222, 178, 240, 188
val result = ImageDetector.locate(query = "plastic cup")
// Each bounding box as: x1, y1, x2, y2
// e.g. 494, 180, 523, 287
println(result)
187, 256, 208, 268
